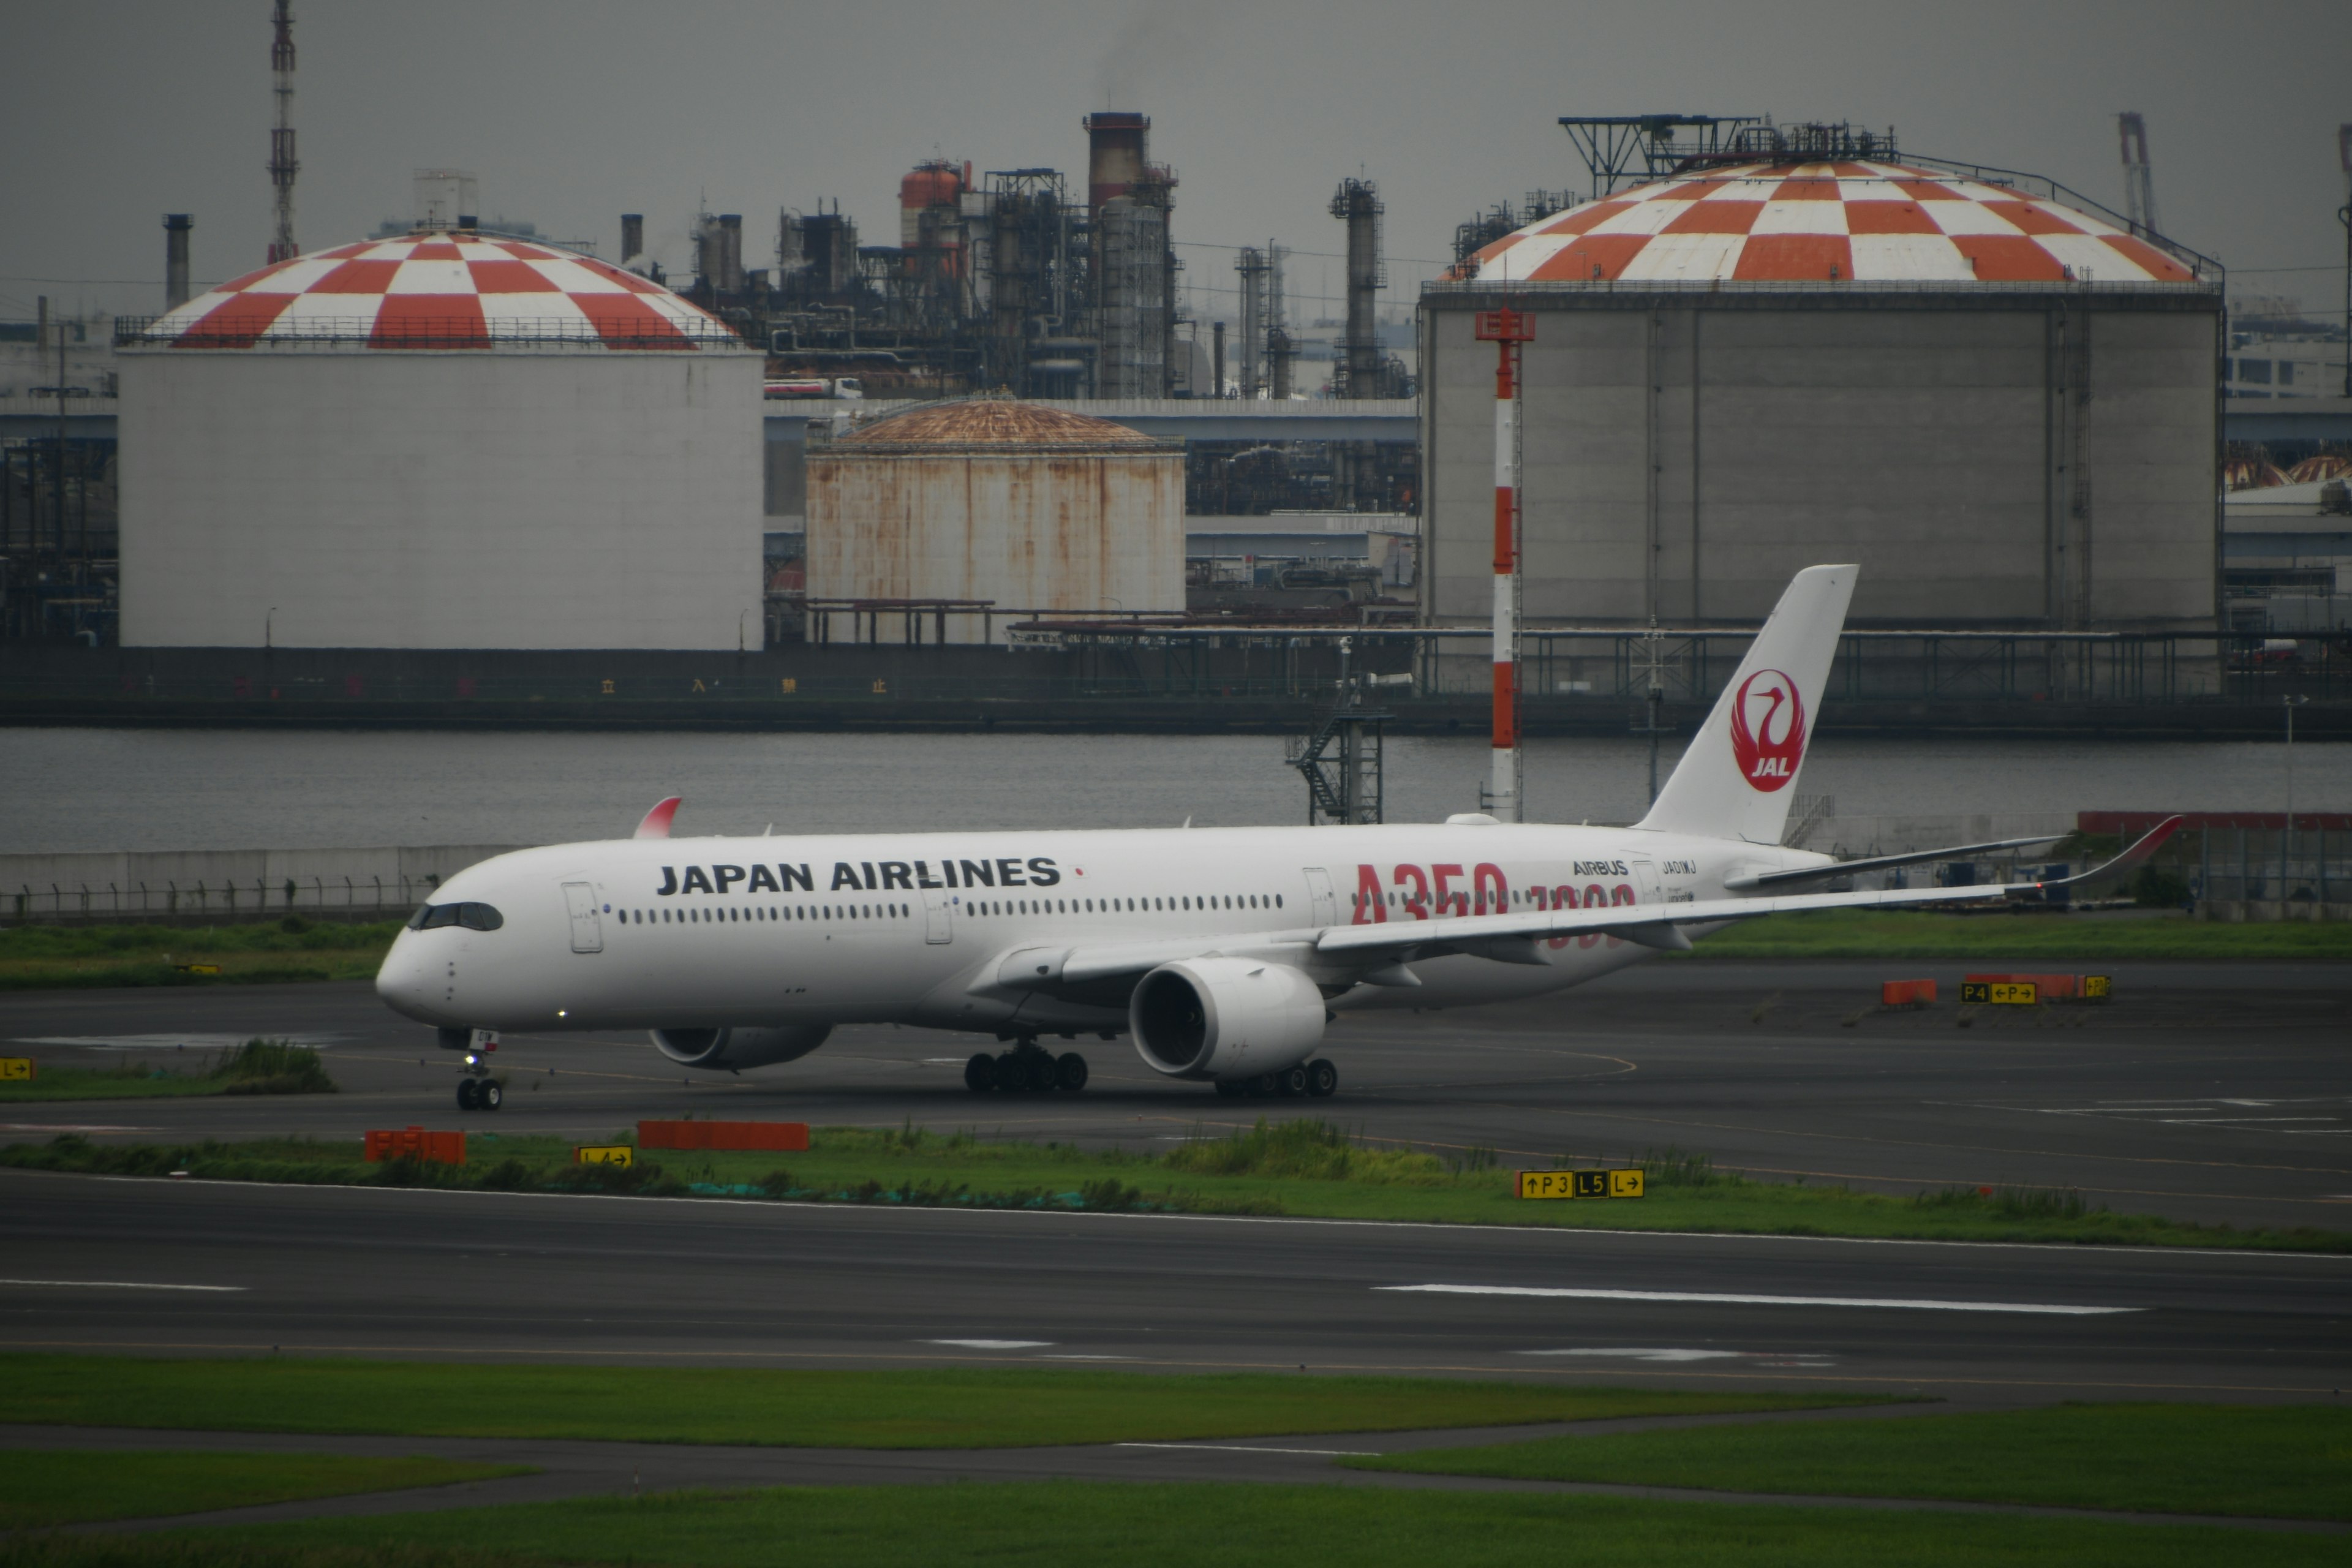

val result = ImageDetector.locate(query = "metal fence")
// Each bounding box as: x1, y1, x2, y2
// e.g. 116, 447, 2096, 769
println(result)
2195, 827, 2352, 908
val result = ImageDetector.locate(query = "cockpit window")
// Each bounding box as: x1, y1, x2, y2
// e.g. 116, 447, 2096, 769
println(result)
407, 902, 503, 932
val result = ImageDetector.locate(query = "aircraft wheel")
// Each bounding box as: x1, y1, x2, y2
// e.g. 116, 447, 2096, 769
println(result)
964, 1052, 997, 1092
479, 1080, 503, 1112
1306, 1059, 1338, 1098
1025, 1052, 1058, 1093
456, 1077, 480, 1111
1213, 1079, 1243, 1098
1276, 1063, 1310, 1098
995, 1051, 1021, 1088
1251, 1072, 1280, 1098
1055, 1052, 1088, 1092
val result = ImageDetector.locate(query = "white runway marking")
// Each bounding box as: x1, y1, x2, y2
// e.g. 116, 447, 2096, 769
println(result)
1118, 1442, 1378, 1456
1515, 1346, 1837, 1365
0, 1278, 246, 1292
922, 1338, 1054, 1349
1381, 1284, 2135, 1316
1516, 1347, 1746, 1362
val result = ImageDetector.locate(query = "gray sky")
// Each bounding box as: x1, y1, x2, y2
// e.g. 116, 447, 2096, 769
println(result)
4, 0, 2345, 323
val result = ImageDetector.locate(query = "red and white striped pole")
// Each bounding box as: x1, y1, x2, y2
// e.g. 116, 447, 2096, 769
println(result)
1474, 307, 1533, 820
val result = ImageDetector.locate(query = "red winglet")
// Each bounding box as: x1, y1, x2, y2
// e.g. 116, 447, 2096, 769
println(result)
633, 797, 683, 840
2039, 814, 2183, 889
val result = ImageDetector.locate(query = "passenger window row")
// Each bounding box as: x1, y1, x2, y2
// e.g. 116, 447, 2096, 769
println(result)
616, 903, 908, 925
607, 892, 1288, 927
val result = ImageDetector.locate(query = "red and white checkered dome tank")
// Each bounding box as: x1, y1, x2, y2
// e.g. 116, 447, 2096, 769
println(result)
1459, 162, 2196, 285
143, 231, 741, 350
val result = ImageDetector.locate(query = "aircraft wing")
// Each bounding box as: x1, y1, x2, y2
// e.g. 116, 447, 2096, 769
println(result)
1726, 833, 2068, 892
983, 816, 2181, 995
1317, 815, 2182, 960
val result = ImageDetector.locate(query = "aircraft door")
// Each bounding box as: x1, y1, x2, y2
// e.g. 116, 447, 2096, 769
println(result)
1628, 860, 1662, 908
1302, 866, 1339, 927
562, 881, 603, 954
922, 888, 952, 944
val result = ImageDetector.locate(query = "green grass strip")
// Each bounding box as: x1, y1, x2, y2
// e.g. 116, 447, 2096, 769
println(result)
0, 919, 401, 993
7, 1124, 2346, 1251
48, 1482, 2343, 1567
0, 1359, 1880, 1450
1689, 908, 2351, 959
1348, 1402, 2352, 1521
0, 1450, 528, 1529
1, 1041, 334, 1103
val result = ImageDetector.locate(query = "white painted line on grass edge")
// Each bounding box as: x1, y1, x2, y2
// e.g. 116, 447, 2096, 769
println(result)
0, 1278, 246, 1293
1381, 1284, 2136, 1316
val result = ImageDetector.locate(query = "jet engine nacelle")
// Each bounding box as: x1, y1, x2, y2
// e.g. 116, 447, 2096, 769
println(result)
650, 1025, 832, 1072
1129, 957, 1324, 1081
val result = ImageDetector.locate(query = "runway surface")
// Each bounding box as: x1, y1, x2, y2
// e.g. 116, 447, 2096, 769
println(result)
5, 959, 2347, 1230
5, 1162, 2347, 1400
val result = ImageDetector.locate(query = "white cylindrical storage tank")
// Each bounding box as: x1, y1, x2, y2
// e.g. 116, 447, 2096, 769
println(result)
1422, 156, 2222, 635
118, 230, 763, 650
804, 399, 1184, 644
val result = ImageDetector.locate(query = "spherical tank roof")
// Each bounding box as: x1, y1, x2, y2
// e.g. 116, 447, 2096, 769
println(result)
838, 400, 1162, 450
1461, 161, 2199, 285
140, 232, 742, 350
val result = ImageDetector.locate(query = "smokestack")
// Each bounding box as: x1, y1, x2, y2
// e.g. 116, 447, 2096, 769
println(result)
620, 214, 644, 266
1212, 320, 1225, 399
1084, 111, 1150, 220
266, 0, 298, 263
1330, 179, 1385, 399
164, 214, 194, 310
717, 214, 744, 293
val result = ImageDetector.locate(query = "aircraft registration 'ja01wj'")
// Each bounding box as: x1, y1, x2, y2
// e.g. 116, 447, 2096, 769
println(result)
377, 567, 2179, 1110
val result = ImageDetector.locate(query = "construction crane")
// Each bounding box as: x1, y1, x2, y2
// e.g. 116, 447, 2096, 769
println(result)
2117, 112, 2159, 241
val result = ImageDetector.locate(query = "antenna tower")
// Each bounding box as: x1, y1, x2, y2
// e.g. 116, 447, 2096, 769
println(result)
266, 0, 299, 263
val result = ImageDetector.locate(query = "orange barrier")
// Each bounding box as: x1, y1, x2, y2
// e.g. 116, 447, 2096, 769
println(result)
637, 1119, 810, 1153
364, 1126, 466, 1165
1880, 979, 1937, 1008
1964, 973, 2110, 1003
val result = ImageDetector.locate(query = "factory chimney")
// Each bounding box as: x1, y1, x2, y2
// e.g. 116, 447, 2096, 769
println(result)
620, 213, 644, 268
1330, 178, 1385, 398
2116, 113, 2159, 241
1084, 111, 1151, 219
1212, 321, 1226, 399
164, 214, 194, 311
266, 0, 299, 263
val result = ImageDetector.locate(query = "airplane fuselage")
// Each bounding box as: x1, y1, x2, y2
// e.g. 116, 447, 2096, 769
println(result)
374, 820, 1819, 1041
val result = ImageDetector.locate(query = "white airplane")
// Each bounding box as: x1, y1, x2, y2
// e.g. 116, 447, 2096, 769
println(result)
375, 566, 2178, 1110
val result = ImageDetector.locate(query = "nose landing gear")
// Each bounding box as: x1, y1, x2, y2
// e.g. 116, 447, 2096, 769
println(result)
455, 1049, 503, 1112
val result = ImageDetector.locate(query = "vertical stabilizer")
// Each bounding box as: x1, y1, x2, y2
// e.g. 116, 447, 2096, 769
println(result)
1635, 565, 1856, 845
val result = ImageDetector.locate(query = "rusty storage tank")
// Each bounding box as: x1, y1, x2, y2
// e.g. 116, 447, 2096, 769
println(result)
804, 399, 1184, 643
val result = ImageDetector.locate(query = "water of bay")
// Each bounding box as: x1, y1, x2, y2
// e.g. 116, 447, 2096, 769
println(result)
4, 728, 2347, 855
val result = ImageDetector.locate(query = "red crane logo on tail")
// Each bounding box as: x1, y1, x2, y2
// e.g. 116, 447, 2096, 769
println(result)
1728, 669, 1804, 793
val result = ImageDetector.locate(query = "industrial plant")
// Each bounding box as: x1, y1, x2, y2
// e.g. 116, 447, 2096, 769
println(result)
1, 0, 2347, 742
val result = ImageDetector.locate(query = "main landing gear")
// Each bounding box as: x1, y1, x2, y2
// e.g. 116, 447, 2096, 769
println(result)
1213, 1059, 1338, 1099
966, 1039, 1088, 1094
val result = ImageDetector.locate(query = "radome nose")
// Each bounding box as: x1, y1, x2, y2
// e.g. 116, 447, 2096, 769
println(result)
374, 936, 437, 1022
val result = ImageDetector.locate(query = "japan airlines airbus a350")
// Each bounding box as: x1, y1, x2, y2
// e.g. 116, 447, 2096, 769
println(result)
376, 566, 2179, 1108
